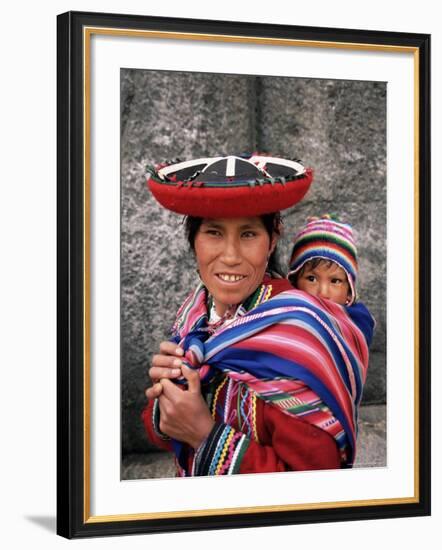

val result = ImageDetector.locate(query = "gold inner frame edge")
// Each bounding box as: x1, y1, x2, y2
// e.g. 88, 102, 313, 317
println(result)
82, 26, 421, 524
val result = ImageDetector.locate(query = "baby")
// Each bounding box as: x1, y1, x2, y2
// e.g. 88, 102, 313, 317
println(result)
287, 215, 358, 306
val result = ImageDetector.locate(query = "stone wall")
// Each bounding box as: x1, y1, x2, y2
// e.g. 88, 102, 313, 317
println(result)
121, 69, 386, 454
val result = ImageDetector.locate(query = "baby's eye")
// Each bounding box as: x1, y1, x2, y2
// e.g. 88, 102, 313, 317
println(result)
331, 278, 343, 284
306, 275, 316, 282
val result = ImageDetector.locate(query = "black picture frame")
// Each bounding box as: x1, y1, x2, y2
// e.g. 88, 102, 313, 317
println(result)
57, 10, 431, 539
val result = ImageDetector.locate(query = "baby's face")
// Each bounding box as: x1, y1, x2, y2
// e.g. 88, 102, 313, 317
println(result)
296, 261, 350, 305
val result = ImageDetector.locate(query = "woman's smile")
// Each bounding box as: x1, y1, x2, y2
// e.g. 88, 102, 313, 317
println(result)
194, 217, 276, 316
216, 273, 247, 283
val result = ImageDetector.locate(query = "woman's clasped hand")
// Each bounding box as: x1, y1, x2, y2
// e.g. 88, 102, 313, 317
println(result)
145, 341, 215, 449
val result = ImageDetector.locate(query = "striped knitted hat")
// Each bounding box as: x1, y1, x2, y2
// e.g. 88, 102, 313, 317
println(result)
288, 215, 358, 305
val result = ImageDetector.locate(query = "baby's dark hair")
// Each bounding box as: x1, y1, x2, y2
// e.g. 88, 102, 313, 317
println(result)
184, 213, 285, 277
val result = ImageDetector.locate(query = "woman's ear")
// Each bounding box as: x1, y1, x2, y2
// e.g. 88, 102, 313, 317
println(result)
270, 216, 283, 254
269, 232, 279, 255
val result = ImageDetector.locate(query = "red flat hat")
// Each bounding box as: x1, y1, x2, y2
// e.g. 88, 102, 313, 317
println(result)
146, 154, 313, 218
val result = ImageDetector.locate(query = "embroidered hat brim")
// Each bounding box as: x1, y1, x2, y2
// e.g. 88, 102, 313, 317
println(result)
146, 154, 313, 217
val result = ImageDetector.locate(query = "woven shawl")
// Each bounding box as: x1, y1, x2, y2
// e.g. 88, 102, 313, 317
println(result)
171, 282, 374, 466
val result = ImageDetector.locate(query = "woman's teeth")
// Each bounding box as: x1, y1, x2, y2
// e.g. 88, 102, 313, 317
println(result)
218, 274, 245, 282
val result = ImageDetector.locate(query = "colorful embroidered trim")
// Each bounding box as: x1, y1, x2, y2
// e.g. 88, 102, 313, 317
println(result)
211, 375, 228, 418
251, 391, 260, 444
193, 423, 250, 476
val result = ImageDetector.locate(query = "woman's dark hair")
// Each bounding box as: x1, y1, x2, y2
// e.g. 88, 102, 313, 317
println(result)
184, 213, 285, 277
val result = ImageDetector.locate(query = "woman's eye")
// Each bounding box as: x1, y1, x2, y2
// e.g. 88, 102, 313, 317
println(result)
206, 229, 221, 236
242, 231, 256, 238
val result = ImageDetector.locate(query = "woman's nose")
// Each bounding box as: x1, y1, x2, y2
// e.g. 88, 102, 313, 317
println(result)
220, 238, 241, 264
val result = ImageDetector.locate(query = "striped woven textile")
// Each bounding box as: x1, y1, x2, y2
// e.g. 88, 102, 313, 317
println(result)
172, 283, 374, 466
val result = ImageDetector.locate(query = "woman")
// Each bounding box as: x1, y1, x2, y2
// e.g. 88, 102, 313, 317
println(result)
142, 154, 374, 476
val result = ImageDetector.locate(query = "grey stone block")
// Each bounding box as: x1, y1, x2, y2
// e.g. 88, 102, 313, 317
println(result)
122, 452, 175, 480
362, 351, 386, 404
258, 78, 386, 204
121, 69, 257, 165
354, 404, 386, 468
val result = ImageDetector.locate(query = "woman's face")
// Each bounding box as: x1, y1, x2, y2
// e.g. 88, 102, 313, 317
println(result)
194, 217, 277, 316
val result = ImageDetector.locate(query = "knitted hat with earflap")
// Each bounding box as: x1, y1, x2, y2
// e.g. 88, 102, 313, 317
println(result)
287, 214, 358, 305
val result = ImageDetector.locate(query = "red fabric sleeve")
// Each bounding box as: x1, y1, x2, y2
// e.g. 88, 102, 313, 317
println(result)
238, 400, 341, 474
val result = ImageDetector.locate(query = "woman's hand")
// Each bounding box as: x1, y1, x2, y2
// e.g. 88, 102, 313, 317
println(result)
145, 341, 184, 400
158, 366, 215, 449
